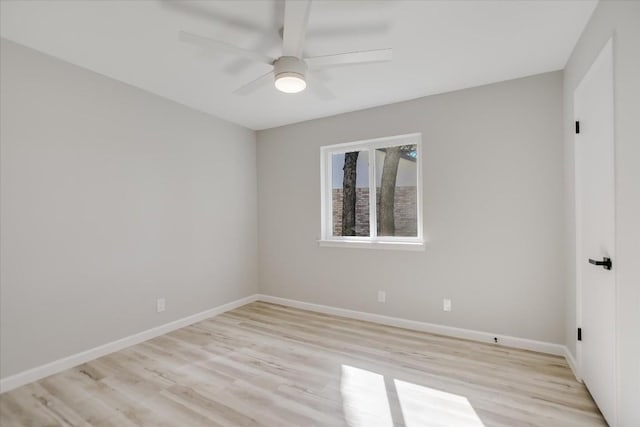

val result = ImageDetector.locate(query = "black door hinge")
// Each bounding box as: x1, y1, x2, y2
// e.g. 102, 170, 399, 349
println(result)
578, 327, 582, 341
575, 121, 580, 134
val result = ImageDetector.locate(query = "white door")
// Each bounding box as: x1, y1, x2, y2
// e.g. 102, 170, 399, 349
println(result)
575, 38, 616, 426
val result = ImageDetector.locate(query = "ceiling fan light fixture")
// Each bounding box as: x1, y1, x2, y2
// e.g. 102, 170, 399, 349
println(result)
273, 56, 307, 94
275, 72, 306, 93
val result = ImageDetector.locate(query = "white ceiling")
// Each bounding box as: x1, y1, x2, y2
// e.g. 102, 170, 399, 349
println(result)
1, 0, 597, 130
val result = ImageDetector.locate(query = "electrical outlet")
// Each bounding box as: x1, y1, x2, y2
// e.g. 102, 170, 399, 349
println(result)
377, 291, 386, 303
443, 298, 452, 312
157, 298, 166, 313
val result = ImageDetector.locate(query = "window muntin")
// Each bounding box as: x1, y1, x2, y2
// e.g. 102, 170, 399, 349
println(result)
321, 133, 423, 246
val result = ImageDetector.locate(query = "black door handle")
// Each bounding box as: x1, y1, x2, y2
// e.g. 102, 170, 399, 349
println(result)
589, 257, 612, 270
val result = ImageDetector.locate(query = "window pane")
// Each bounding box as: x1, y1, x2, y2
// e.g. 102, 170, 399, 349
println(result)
331, 151, 369, 237
375, 145, 418, 237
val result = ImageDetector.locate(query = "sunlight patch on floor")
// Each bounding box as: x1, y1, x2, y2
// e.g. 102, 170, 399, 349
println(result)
394, 378, 484, 427
340, 365, 485, 427
340, 365, 394, 426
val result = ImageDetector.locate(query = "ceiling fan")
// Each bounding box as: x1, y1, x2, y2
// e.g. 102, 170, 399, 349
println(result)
179, 0, 392, 98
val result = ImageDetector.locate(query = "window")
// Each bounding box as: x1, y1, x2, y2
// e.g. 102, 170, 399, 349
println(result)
320, 133, 424, 250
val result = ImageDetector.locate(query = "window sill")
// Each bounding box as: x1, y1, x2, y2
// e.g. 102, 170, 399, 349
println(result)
317, 239, 426, 251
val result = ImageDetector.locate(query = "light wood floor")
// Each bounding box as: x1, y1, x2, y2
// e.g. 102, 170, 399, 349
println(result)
1, 301, 605, 426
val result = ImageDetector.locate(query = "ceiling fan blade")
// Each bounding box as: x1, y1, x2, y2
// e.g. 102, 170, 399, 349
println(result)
224, 37, 280, 74
179, 31, 276, 66
307, 22, 390, 39
162, 2, 267, 34
305, 48, 392, 70
308, 74, 335, 100
233, 71, 274, 96
282, 0, 312, 57
225, 0, 285, 74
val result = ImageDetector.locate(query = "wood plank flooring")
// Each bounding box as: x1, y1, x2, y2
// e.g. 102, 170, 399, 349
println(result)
0, 301, 605, 426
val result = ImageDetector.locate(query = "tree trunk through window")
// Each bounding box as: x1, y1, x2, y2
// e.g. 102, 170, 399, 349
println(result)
379, 146, 402, 235
342, 152, 359, 236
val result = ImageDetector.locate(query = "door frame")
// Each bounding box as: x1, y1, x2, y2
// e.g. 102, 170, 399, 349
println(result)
573, 36, 617, 420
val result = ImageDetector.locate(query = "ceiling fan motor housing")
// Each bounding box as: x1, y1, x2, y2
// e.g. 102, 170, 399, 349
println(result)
274, 56, 307, 80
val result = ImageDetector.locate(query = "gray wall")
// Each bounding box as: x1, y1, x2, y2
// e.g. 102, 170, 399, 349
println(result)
0, 39, 258, 378
562, 2, 640, 425
257, 71, 565, 344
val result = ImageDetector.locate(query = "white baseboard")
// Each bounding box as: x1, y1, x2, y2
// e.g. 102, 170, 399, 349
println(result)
1, 293, 576, 394
0, 294, 258, 393
256, 294, 566, 356
564, 346, 581, 382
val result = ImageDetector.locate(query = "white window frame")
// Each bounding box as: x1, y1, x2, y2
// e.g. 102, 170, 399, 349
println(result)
319, 133, 425, 251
